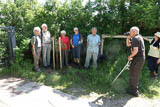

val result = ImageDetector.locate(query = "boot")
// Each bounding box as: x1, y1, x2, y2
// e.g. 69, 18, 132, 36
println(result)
126, 89, 139, 97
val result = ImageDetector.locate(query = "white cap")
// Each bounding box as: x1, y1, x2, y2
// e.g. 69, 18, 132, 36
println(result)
130, 26, 139, 34
155, 32, 160, 38
61, 30, 66, 34
74, 27, 78, 31
33, 27, 41, 33
41, 24, 47, 28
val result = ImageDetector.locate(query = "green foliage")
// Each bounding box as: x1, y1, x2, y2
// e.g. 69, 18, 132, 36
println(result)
1, 0, 160, 44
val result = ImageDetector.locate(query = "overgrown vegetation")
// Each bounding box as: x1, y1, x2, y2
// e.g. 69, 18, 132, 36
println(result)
0, 0, 160, 99
0, 39, 160, 99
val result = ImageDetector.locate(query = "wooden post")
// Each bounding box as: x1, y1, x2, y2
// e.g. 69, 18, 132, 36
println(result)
52, 37, 55, 70
59, 37, 62, 69
101, 37, 104, 55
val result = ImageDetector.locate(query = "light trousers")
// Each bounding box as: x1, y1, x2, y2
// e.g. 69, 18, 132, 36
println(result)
42, 43, 51, 66
84, 49, 98, 69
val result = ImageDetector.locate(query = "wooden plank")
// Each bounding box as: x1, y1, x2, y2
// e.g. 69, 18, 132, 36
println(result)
101, 38, 104, 55
101, 34, 154, 55
102, 35, 153, 39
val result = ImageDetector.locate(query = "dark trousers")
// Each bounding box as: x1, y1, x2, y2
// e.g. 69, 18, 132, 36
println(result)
129, 57, 145, 93
148, 56, 159, 75
72, 45, 81, 58
62, 50, 69, 66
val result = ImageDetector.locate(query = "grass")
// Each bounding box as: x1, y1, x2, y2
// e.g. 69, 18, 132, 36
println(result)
0, 39, 160, 100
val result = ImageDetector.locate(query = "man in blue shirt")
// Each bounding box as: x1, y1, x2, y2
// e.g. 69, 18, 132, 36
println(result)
84, 27, 101, 69
71, 27, 83, 67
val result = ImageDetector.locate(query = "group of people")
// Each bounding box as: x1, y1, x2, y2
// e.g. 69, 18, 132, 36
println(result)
31, 24, 160, 97
31, 24, 101, 72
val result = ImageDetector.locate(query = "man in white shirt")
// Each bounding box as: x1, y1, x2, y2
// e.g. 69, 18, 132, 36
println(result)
41, 24, 51, 68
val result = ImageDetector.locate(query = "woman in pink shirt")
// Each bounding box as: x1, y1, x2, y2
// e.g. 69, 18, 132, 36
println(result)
60, 30, 70, 66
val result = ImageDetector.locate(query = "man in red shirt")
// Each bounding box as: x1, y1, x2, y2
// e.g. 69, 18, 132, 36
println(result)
60, 30, 70, 66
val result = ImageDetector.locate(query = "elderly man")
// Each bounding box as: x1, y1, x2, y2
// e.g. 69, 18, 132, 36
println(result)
126, 26, 145, 97
41, 24, 51, 68
70, 27, 83, 67
31, 27, 42, 72
84, 27, 101, 69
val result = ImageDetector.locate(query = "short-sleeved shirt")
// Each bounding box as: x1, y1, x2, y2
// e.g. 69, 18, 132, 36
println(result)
87, 34, 101, 54
60, 36, 70, 50
71, 33, 83, 47
42, 31, 51, 44
31, 35, 41, 52
72, 33, 80, 46
131, 35, 145, 58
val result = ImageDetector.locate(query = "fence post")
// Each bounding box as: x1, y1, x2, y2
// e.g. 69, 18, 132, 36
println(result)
52, 37, 55, 70
8, 26, 16, 62
59, 37, 62, 69
101, 35, 104, 55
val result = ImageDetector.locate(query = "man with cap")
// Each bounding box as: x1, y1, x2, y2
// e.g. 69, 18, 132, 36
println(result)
126, 26, 145, 97
70, 27, 83, 67
41, 24, 51, 68
144, 32, 160, 78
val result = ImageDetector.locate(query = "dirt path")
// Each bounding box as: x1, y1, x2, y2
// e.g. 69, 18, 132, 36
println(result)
0, 77, 159, 107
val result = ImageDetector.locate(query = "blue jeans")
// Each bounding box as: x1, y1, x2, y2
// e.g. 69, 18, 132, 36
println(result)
42, 43, 51, 66
84, 49, 98, 69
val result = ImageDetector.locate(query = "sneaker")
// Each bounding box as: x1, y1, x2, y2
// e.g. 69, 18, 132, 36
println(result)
84, 67, 88, 70
37, 69, 42, 72
44, 66, 48, 69
47, 65, 51, 68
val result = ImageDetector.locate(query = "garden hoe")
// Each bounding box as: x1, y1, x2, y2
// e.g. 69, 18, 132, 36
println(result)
111, 60, 132, 85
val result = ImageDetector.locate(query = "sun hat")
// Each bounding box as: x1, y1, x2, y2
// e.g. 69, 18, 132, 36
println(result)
155, 32, 160, 38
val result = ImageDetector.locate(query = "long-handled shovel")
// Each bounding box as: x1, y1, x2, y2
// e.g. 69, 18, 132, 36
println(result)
111, 60, 132, 85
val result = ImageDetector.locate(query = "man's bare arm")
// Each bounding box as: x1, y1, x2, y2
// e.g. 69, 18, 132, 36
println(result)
128, 47, 138, 60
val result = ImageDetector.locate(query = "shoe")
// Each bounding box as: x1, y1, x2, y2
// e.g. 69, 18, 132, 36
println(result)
44, 66, 48, 69
126, 90, 139, 97
37, 69, 42, 72
47, 65, 51, 68
84, 67, 88, 70
77, 63, 81, 69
